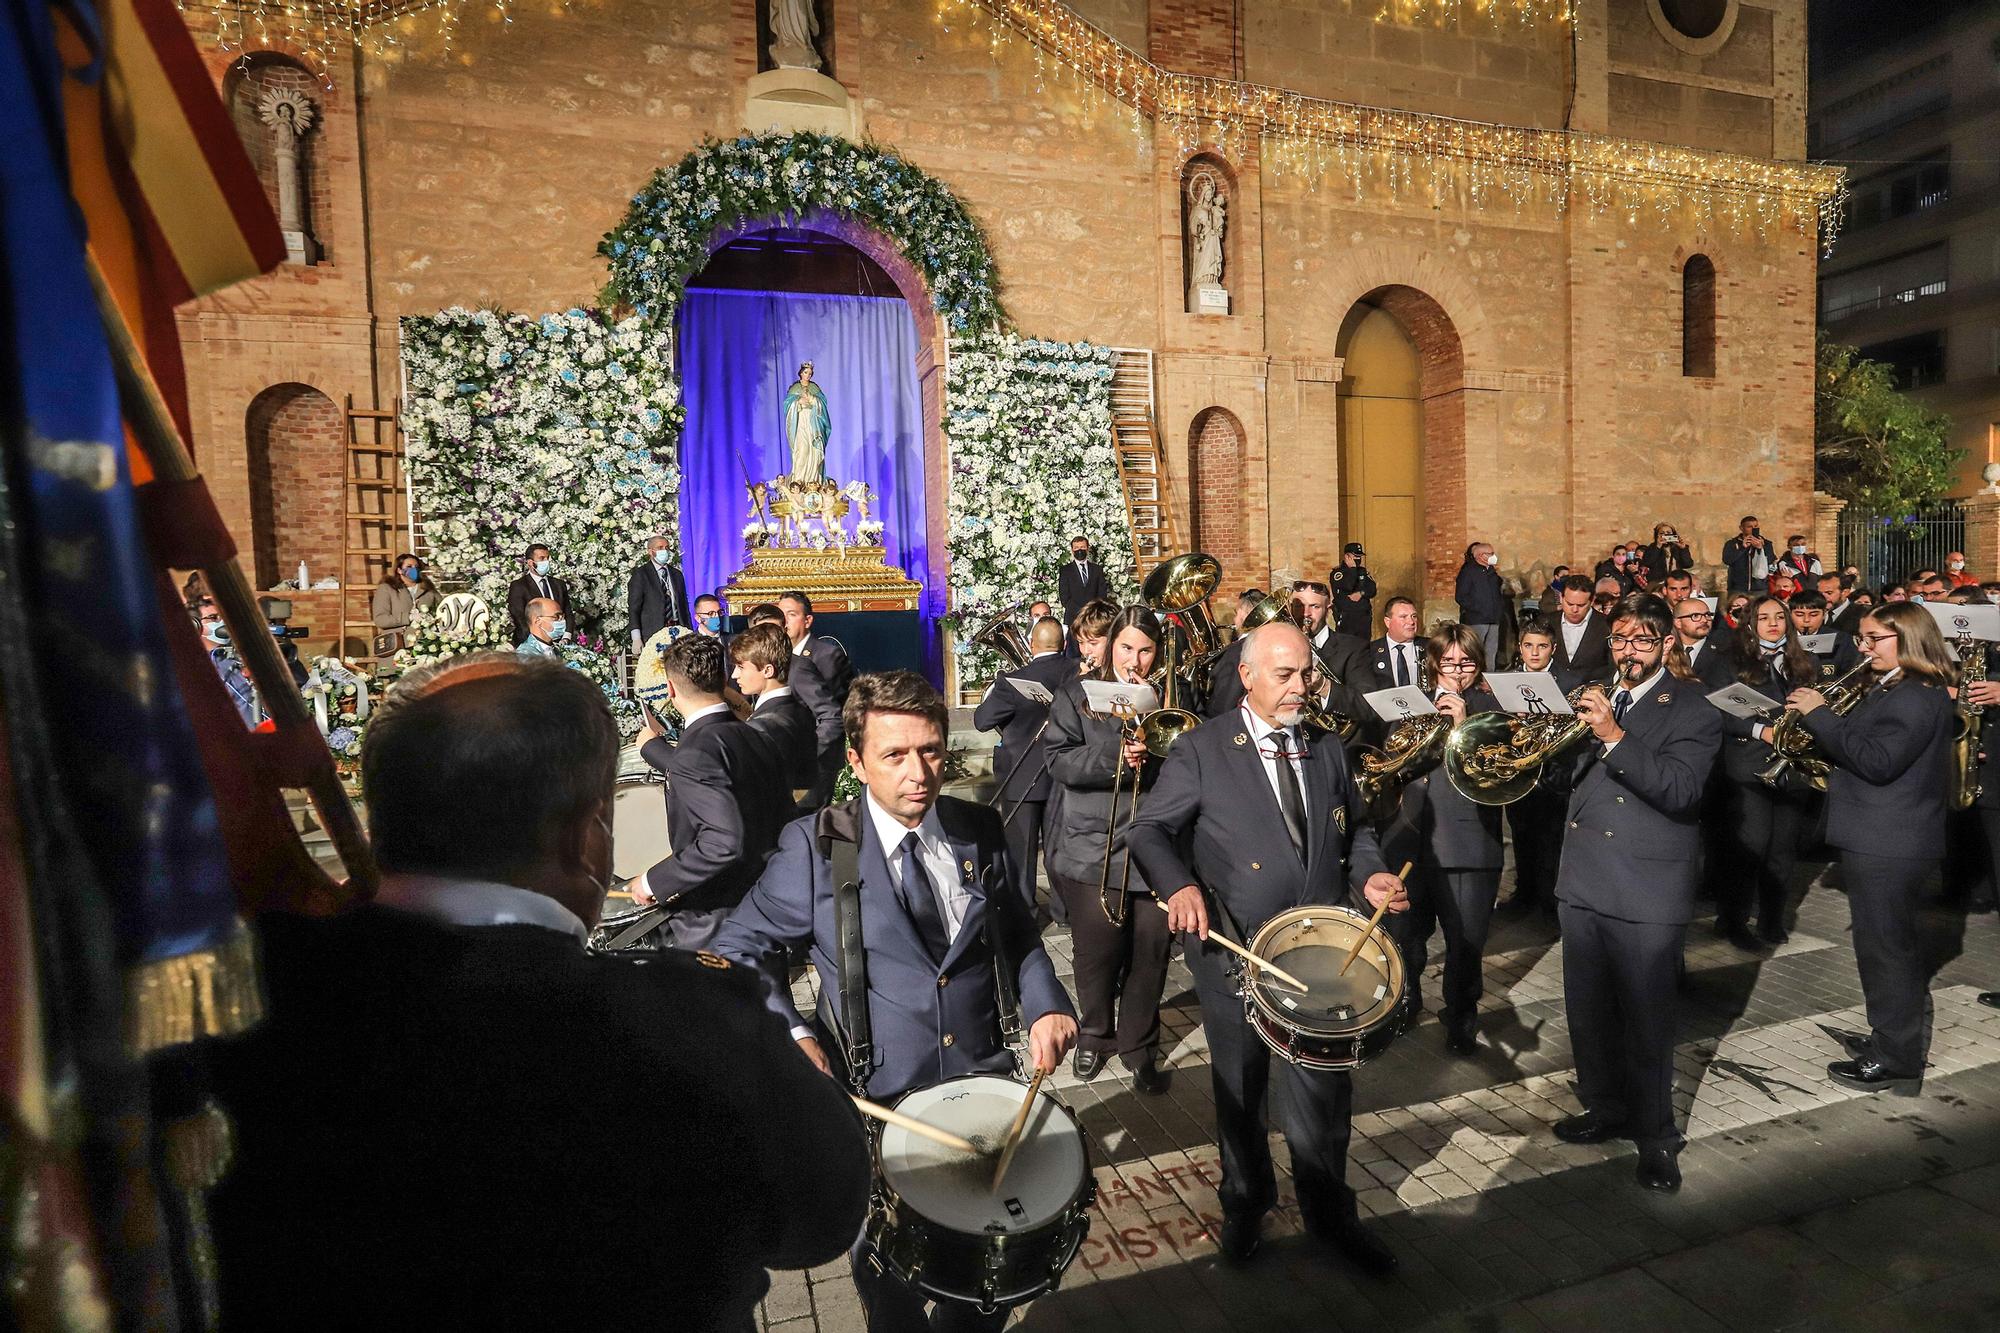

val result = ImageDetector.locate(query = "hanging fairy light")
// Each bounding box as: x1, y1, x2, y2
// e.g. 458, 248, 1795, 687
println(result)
177, 0, 558, 84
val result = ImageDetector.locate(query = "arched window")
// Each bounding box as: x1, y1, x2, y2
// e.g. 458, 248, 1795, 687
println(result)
1682, 254, 1716, 378
246, 383, 344, 588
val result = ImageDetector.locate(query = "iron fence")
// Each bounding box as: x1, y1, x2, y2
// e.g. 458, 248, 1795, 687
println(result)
1836, 501, 1967, 589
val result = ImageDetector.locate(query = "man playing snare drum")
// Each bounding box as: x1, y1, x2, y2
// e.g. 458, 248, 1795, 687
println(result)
1127, 622, 1409, 1274
715, 670, 1078, 1331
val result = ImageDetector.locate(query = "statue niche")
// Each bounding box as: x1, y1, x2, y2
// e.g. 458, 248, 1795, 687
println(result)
1182, 158, 1231, 317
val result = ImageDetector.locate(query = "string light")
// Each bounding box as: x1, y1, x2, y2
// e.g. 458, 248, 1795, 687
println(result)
177, 0, 558, 83
941, 0, 1847, 250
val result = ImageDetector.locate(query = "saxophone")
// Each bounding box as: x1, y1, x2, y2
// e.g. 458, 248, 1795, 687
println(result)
1758, 658, 1874, 793
1950, 635, 1986, 811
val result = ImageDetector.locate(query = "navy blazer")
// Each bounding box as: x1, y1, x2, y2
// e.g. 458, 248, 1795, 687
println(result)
505, 572, 572, 644
712, 796, 1074, 1103
1126, 712, 1389, 989
1057, 559, 1111, 625
1714, 649, 1801, 786
625, 559, 690, 643
642, 712, 797, 912
1200, 636, 1248, 719
1804, 676, 1953, 858
1554, 670, 1723, 924
796, 636, 854, 763
748, 689, 819, 793
1382, 686, 1504, 871
973, 651, 1077, 803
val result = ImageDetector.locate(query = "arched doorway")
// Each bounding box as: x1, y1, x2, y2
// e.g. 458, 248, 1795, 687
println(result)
1336, 287, 1466, 610
1189, 406, 1246, 575
245, 382, 342, 589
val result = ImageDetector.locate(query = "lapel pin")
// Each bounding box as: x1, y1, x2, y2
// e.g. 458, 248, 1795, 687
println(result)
961, 859, 974, 876
1656, 692, 1670, 704
1233, 732, 1248, 746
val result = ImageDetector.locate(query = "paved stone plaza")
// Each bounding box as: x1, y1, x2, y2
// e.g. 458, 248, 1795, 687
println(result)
760, 858, 2000, 1332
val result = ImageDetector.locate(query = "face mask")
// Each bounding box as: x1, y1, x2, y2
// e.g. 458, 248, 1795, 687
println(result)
700, 614, 721, 632
402, 566, 422, 582
204, 622, 228, 645
1613, 553, 1627, 565
548, 619, 568, 639
1911, 594, 1926, 603
534, 559, 552, 576
1485, 553, 1499, 567
1073, 550, 1089, 563
1950, 561, 1965, 572
1790, 545, 1806, 557
652, 549, 672, 566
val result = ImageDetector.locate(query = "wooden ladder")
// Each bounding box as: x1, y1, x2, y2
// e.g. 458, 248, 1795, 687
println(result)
341, 396, 408, 664
1107, 348, 1183, 584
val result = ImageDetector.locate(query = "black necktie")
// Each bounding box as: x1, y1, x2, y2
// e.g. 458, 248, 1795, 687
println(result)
897, 832, 950, 963
1272, 732, 1307, 863
1393, 644, 1410, 688
1612, 689, 1631, 724
658, 566, 679, 623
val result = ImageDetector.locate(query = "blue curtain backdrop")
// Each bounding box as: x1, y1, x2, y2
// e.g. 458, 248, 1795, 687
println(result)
675, 289, 932, 622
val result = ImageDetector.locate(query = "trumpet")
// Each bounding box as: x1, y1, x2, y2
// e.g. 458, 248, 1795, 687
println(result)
1443, 680, 1609, 806
1758, 658, 1874, 792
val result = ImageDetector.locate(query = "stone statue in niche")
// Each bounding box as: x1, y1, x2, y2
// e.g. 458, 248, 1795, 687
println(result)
258, 87, 321, 266
768, 0, 823, 72
1185, 169, 1229, 315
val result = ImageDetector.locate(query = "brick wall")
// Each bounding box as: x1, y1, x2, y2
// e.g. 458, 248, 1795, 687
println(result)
245, 384, 346, 588
1189, 407, 1247, 575
1148, 0, 1238, 77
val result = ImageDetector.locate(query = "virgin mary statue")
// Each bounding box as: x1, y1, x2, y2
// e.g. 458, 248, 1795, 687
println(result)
783, 362, 832, 486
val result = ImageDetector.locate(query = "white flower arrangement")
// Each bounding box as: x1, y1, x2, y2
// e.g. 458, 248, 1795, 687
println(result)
400, 307, 682, 640
945, 335, 1134, 682
856, 519, 886, 545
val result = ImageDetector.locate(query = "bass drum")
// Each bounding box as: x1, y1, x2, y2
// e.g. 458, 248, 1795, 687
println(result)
865, 1074, 1093, 1314
610, 741, 669, 883
1243, 904, 1407, 1070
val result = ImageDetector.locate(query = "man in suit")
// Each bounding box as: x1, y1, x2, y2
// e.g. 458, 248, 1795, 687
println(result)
1673, 598, 1729, 684
1362, 595, 1427, 698
1821, 573, 1865, 635
208, 654, 869, 1329
1128, 622, 1410, 1275
1659, 569, 1696, 609
516, 597, 565, 658
506, 543, 572, 643
1721, 515, 1778, 595
972, 615, 1077, 917
1551, 593, 1722, 1193
779, 589, 855, 809
1547, 575, 1612, 680
631, 634, 796, 951
693, 592, 725, 637
713, 670, 1078, 1332
730, 622, 818, 796
1056, 535, 1111, 634
626, 534, 690, 649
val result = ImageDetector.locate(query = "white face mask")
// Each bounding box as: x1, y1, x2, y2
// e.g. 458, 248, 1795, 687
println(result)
1485, 553, 1499, 567
1950, 561, 1965, 572
1790, 546, 1806, 557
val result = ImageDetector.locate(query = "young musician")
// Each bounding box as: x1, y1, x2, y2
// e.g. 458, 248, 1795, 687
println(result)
1043, 606, 1174, 1092
1785, 603, 1955, 1091
1504, 623, 1566, 917
1382, 625, 1504, 1054
1127, 622, 1409, 1273
1716, 596, 1820, 949
1553, 593, 1721, 1193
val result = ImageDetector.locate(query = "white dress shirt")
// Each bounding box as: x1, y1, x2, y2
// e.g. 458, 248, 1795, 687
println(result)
753, 685, 794, 711
373, 873, 588, 942
1239, 704, 1308, 814
1385, 636, 1421, 685
1560, 615, 1589, 660
1600, 666, 1665, 756
679, 700, 734, 728
865, 791, 972, 943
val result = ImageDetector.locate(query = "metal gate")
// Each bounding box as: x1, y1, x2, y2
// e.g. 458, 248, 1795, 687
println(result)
1836, 502, 1967, 589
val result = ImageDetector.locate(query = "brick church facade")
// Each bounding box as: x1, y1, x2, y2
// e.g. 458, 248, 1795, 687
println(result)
176, 0, 1832, 645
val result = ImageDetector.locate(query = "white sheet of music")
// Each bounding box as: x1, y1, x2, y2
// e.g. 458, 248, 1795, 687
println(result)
1707, 682, 1780, 721
1364, 685, 1438, 723
1920, 601, 2000, 642
1484, 671, 1572, 715
1080, 678, 1159, 716
1798, 633, 1838, 654
1005, 677, 1055, 704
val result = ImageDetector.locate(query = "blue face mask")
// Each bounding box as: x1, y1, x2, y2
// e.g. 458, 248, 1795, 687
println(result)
402, 566, 422, 582
534, 559, 552, 577
548, 619, 567, 639
652, 549, 672, 566
700, 614, 721, 632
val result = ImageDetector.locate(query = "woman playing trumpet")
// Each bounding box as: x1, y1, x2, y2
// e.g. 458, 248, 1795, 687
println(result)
1382, 624, 1505, 1055
1783, 602, 1954, 1091
1717, 595, 1820, 950
1043, 605, 1173, 1093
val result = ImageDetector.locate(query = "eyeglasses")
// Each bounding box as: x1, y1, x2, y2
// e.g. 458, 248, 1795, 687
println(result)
1437, 659, 1479, 673
1607, 634, 1664, 649
1855, 632, 1899, 647
1676, 611, 1713, 622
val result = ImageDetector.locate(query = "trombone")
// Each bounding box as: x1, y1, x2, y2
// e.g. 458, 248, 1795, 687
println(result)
1097, 631, 1202, 925
1226, 593, 1360, 741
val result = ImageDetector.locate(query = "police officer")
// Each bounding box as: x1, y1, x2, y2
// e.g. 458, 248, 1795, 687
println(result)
1127, 622, 1409, 1274
1551, 593, 1721, 1194
714, 670, 1078, 1331
1330, 542, 1376, 640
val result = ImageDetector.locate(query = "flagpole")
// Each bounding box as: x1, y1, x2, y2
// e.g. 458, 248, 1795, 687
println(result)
87, 257, 378, 897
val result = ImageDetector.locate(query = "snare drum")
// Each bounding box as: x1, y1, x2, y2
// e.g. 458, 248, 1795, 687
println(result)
1243, 905, 1407, 1070
865, 1074, 1093, 1313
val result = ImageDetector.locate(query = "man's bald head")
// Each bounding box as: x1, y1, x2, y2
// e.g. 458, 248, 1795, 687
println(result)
1242, 619, 1307, 672
1240, 621, 1312, 727
1028, 616, 1064, 653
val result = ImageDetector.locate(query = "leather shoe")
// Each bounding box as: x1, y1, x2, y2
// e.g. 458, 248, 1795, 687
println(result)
1216, 1210, 1262, 1264
1724, 925, 1767, 953
1756, 923, 1790, 946
1072, 1049, 1104, 1082
1444, 1021, 1478, 1057
1828, 1057, 1919, 1091
1979, 992, 2000, 1010
1839, 1031, 1874, 1059
1129, 1058, 1169, 1096
1552, 1110, 1628, 1145
1322, 1220, 1399, 1277
1636, 1147, 1681, 1193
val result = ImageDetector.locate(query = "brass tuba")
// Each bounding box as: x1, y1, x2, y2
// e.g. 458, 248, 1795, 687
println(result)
1443, 681, 1608, 806
1143, 553, 1224, 694
1758, 658, 1875, 792
1951, 635, 1986, 811
970, 602, 1034, 669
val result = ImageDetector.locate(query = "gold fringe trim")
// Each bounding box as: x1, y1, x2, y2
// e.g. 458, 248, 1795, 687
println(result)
124, 922, 263, 1056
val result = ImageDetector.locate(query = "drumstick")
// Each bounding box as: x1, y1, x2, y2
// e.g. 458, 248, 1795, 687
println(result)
1339, 860, 1414, 977
1152, 900, 1309, 992
851, 1096, 980, 1155
990, 1066, 1048, 1192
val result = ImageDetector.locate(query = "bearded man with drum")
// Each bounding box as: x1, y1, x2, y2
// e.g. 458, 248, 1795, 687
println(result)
1127, 621, 1410, 1273
714, 670, 1078, 1331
